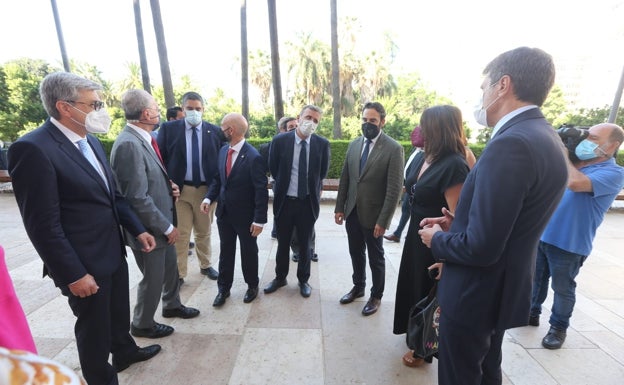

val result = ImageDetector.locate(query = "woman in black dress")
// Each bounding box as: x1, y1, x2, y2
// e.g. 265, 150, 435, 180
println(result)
393, 105, 471, 367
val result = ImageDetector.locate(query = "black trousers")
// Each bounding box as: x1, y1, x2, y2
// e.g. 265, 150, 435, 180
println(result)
275, 196, 315, 283
61, 259, 137, 385
216, 217, 260, 292
345, 209, 385, 299
438, 313, 504, 385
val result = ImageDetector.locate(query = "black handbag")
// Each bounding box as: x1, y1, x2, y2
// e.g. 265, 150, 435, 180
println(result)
406, 282, 440, 358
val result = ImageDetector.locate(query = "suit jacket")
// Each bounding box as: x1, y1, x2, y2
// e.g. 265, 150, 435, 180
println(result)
156, 119, 223, 190
110, 126, 175, 249
335, 132, 404, 229
206, 142, 268, 225
269, 131, 330, 220
7, 120, 145, 287
431, 108, 568, 331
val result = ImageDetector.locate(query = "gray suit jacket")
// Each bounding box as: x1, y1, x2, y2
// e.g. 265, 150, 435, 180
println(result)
335, 132, 404, 229
110, 126, 175, 250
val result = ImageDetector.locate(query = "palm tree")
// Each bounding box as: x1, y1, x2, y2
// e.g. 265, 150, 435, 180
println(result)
149, 0, 174, 107
240, 0, 249, 121
248, 50, 273, 107
133, 0, 151, 93
286, 33, 331, 107
50, 0, 70, 72
267, 0, 284, 121
330, 0, 341, 138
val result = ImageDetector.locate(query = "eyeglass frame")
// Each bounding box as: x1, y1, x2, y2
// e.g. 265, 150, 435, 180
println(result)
65, 100, 105, 111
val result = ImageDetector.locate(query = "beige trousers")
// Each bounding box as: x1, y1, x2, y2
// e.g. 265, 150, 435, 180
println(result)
175, 185, 217, 278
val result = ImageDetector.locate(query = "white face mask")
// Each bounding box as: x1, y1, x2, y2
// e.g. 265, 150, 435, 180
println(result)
473, 81, 501, 127
473, 95, 501, 127
185, 110, 203, 126
298, 119, 318, 137
68, 103, 111, 134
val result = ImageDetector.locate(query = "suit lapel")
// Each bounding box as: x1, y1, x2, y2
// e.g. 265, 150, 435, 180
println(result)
125, 126, 169, 177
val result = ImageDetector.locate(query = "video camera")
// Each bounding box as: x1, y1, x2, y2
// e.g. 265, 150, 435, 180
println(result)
557, 124, 589, 163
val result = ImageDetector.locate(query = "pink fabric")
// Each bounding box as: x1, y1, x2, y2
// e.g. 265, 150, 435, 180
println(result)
0, 245, 37, 353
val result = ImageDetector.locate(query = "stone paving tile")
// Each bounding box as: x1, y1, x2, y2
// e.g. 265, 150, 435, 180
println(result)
2, 194, 624, 384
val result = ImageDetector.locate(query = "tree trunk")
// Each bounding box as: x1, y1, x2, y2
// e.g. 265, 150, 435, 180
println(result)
149, 0, 175, 107
133, 0, 151, 93
330, 0, 341, 138
267, 0, 284, 122
50, 0, 70, 72
241, 0, 250, 122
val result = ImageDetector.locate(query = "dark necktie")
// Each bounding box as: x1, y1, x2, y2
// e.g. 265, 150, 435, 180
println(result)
226, 148, 235, 177
151, 136, 164, 165
191, 127, 201, 187
298, 141, 308, 199
360, 139, 372, 175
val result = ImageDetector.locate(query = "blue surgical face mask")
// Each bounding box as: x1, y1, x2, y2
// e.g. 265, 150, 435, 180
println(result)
575, 139, 600, 160
185, 110, 202, 126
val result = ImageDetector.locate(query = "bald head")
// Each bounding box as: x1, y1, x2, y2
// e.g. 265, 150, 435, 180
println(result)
588, 123, 623, 158
221, 113, 248, 144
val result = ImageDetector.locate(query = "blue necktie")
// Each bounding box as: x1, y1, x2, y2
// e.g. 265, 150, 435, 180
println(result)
298, 141, 308, 199
191, 127, 201, 187
360, 139, 371, 175
78, 139, 107, 186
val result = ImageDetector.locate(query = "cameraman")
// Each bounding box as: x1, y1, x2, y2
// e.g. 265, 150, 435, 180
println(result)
529, 123, 624, 349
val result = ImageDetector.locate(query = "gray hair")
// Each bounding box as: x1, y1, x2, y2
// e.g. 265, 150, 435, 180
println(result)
121, 89, 153, 120
39, 72, 102, 119
299, 104, 323, 117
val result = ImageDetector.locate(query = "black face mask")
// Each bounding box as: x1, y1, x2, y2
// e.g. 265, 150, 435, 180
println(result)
215, 128, 227, 142
362, 122, 380, 140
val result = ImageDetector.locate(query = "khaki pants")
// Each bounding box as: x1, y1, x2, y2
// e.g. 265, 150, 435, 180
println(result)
175, 185, 216, 278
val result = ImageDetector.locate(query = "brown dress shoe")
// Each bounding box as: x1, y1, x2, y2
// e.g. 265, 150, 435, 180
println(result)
362, 297, 381, 316
383, 234, 400, 242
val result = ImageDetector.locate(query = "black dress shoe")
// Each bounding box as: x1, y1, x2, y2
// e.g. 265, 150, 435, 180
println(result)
189, 241, 195, 249
339, 287, 365, 304
362, 297, 381, 316
130, 323, 174, 339
113, 344, 161, 372
179, 277, 184, 286
243, 287, 259, 303
263, 278, 287, 294
528, 315, 540, 326
213, 291, 230, 307
542, 326, 566, 349
162, 305, 200, 319
311, 253, 318, 262
299, 282, 311, 298
201, 267, 219, 280
291, 254, 299, 262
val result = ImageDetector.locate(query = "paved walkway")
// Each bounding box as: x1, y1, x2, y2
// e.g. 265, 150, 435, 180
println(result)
2, 191, 624, 384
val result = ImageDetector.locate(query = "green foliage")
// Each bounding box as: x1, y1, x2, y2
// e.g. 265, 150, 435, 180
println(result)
563, 105, 624, 128
542, 85, 568, 127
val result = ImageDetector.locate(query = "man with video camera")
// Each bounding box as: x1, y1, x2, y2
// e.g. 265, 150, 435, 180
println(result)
529, 123, 624, 349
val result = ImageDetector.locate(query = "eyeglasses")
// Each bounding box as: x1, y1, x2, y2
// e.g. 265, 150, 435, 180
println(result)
65, 100, 105, 111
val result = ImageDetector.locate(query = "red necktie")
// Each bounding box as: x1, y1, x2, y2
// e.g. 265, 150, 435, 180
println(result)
226, 148, 235, 177
151, 137, 164, 165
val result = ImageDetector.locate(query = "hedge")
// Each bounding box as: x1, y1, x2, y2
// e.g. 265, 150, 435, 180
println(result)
99, 139, 622, 180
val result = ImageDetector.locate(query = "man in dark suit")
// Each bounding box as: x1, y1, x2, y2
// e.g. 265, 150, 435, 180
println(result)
111, 89, 200, 339
335, 102, 404, 316
419, 47, 568, 385
264, 105, 330, 298
201, 113, 268, 306
157, 92, 222, 284
8, 72, 161, 385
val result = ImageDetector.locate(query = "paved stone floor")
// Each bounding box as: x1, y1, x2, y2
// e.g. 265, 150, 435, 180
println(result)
2, 191, 624, 384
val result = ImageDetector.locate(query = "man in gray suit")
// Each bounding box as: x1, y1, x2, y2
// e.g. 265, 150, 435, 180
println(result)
335, 101, 404, 316
111, 89, 200, 339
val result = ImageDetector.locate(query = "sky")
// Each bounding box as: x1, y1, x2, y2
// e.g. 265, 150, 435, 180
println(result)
1, 0, 624, 120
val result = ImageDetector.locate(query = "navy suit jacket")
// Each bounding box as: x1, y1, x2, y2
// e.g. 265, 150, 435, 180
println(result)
269, 131, 330, 220
156, 119, 223, 191
431, 108, 568, 331
206, 142, 268, 225
8, 120, 145, 287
